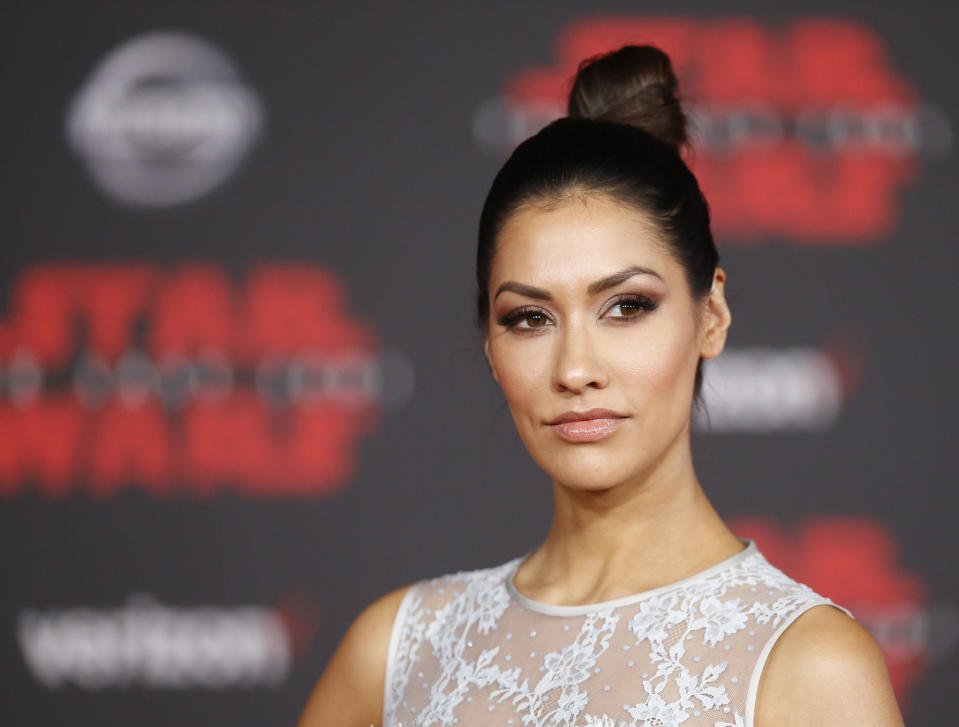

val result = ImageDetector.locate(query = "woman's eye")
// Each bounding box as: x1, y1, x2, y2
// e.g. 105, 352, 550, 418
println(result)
515, 311, 551, 328
498, 308, 551, 330
605, 295, 657, 318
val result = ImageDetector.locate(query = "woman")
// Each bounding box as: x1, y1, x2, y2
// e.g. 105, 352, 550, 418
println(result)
297, 45, 904, 727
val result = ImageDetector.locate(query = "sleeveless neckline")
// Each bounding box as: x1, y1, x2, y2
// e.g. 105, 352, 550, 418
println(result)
505, 538, 756, 616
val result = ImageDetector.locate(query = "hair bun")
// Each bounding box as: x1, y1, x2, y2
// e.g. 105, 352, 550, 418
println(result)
567, 45, 688, 152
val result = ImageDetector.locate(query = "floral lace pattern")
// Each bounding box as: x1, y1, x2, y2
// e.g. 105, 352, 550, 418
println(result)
383, 543, 847, 727
490, 609, 620, 723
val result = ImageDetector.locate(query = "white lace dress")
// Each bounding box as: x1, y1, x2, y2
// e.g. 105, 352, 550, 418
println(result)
382, 539, 851, 727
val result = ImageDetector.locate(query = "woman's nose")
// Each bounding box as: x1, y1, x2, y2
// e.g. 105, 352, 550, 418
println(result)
551, 321, 608, 393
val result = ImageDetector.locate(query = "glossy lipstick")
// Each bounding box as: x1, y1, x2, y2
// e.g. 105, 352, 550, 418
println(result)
548, 408, 628, 443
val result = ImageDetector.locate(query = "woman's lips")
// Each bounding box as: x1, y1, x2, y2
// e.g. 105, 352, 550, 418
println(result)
548, 410, 628, 443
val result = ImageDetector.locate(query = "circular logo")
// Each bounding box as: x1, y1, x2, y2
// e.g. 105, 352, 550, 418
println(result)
66, 31, 264, 207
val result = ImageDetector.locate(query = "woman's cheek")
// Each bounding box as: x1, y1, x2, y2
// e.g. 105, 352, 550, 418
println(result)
491, 340, 551, 426
613, 329, 696, 403
496, 347, 540, 402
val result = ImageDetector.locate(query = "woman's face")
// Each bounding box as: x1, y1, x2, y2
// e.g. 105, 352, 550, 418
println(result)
484, 193, 729, 492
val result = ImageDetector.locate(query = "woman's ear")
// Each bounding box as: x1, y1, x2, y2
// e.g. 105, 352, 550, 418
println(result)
699, 267, 731, 360
483, 337, 500, 383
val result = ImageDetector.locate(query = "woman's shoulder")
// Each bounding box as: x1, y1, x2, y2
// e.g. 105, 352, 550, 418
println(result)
296, 583, 415, 727
296, 556, 523, 727
751, 581, 904, 726
348, 583, 418, 649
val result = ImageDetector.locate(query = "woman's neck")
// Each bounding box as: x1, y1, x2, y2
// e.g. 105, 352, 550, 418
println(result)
513, 445, 744, 606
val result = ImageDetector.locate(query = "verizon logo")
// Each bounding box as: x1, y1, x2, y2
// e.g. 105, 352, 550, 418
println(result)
17, 594, 292, 689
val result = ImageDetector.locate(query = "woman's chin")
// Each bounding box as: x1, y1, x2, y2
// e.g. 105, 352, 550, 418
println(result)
544, 462, 639, 493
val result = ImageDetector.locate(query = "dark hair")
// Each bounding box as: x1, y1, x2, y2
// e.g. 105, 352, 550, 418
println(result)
476, 44, 719, 406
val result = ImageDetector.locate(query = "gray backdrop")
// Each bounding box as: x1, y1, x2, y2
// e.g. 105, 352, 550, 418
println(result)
1, 1, 956, 725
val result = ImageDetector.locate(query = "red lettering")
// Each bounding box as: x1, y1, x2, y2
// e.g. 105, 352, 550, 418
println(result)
9, 266, 78, 369
815, 156, 915, 240
180, 393, 276, 494
266, 406, 373, 496
695, 147, 916, 241
242, 265, 375, 360
180, 394, 376, 496
0, 395, 85, 496
787, 20, 914, 107
88, 400, 172, 496
692, 19, 779, 104
149, 264, 235, 358
0, 263, 382, 499
73, 266, 155, 363
4, 265, 155, 368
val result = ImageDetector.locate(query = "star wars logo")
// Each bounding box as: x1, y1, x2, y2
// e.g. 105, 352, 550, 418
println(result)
473, 17, 952, 243
0, 263, 411, 498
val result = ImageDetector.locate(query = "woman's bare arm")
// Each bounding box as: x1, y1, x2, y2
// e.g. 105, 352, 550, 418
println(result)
755, 604, 904, 727
296, 584, 414, 727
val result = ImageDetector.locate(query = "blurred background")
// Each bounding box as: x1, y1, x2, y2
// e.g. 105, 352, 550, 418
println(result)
1, 1, 956, 724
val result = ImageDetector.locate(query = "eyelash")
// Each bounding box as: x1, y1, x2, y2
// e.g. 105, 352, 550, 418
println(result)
496, 293, 659, 331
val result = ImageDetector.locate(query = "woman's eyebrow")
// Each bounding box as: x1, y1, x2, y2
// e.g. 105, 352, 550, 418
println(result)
494, 266, 662, 302
494, 281, 552, 301
587, 265, 663, 294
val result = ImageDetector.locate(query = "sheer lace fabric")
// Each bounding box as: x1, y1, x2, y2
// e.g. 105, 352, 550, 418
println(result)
383, 540, 850, 727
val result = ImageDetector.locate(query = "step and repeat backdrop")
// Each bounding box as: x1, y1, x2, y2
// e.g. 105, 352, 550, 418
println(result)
2, 2, 956, 725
